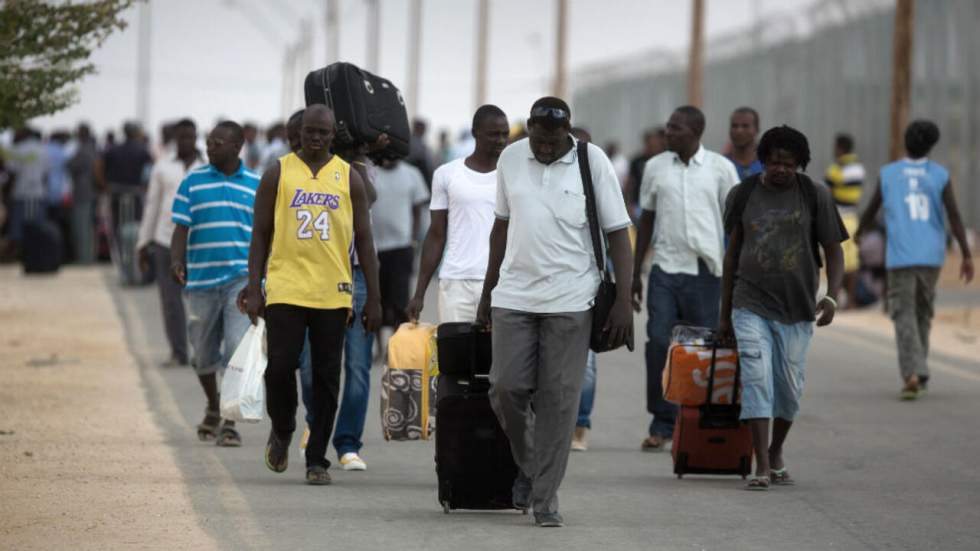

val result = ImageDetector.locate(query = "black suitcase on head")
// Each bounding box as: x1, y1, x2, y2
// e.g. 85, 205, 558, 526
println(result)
434, 325, 522, 514
304, 62, 410, 160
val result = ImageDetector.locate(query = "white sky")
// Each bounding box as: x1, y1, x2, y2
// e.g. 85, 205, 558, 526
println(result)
34, 0, 816, 147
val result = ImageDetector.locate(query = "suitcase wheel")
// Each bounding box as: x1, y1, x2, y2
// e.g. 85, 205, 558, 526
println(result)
441, 501, 450, 514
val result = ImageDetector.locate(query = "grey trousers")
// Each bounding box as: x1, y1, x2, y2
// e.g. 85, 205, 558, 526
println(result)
488, 307, 592, 515
886, 267, 941, 380
150, 243, 189, 362
70, 200, 96, 264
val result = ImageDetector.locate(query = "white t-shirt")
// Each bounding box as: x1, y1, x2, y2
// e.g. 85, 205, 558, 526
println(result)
492, 138, 632, 314
429, 158, 497, 280
372, 162, 429, 252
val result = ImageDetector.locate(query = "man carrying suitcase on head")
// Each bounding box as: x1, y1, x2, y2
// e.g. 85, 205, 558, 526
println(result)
243, 104, 382, 485
476, 97, 634, 527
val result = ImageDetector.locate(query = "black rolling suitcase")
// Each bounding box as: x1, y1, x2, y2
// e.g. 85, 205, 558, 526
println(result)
21, 201, 62, 274
304, 62, 410, 160
435, 323, 522, 514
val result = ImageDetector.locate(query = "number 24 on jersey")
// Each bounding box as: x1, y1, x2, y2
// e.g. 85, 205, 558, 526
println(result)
296, 209, 330, 240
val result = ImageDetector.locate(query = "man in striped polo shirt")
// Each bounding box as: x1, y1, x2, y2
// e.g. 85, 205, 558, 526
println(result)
171, 120, 260, 447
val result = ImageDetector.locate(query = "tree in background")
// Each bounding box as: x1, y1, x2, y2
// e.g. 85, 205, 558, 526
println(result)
0, 0, 132, 130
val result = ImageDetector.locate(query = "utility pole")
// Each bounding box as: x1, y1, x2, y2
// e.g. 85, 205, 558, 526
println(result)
474, 0, 489, 110
687, 0, 705, 107
407, 0, 423, 117
136, 1, 152, 125
889, 0, 914, 160
282, 45, 296, 118
553, 0, 567, 98
366, 0, 380, 72
326, 0, 340, 63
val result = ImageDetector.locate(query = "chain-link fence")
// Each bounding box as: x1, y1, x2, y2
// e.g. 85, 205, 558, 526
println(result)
572, 0, 979, 230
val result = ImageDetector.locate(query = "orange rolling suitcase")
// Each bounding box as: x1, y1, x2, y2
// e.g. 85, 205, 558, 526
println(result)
663, 325, 739, 406
671, 334, 752, 479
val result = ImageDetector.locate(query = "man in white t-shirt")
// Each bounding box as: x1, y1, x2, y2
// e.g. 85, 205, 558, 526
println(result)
406, 105, 509, 323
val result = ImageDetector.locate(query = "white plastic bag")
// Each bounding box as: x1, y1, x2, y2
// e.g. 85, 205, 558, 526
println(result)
220, 318, 267, 423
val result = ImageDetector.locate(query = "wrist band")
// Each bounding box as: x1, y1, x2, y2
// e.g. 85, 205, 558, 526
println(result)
822, 296, 838, 309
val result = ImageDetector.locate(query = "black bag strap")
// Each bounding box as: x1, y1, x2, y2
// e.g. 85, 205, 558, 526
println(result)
576, 141, 609, 281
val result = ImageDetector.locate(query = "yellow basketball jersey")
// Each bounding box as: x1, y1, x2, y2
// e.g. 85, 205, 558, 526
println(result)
265, 152, 354, 310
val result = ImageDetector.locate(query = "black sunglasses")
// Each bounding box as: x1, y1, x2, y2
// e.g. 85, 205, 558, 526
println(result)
529, 107, 569, 121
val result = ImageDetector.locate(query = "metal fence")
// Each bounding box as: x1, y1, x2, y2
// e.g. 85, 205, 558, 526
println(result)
572, 0, 980, 230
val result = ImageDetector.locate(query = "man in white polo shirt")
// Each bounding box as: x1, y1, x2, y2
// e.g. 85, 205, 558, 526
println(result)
476, 97, 634, 527
406, 104, 509, 323
631, 105, 740, 452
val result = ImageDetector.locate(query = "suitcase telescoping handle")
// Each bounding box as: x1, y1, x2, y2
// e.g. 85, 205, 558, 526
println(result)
700, 336, 742, 427
470, 323, 489, 381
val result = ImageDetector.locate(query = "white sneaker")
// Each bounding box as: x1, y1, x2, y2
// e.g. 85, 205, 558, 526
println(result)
571, 427, 588, 452
340, 452, 367, 471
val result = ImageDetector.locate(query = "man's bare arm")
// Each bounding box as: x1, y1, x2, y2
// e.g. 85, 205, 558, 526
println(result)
243, 163, 279, 324
350, 168, 382, 332
855, 179, 883, 240
476, 218, 509, 326
631, 209, 655, 311
406, 210, 448, 321
942, 179, 974, 282
170, 224, 189, 286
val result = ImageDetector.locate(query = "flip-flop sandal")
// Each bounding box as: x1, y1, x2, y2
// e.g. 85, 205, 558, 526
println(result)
216, 423, 242, 447
197, 409, 221, 441
744, 476, 770, 491
770, 468, 795, 486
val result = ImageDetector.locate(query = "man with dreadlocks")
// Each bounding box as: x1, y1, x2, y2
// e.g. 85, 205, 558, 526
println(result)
719, 125, 847, 491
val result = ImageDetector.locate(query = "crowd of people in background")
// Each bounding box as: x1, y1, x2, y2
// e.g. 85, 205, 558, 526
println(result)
0, 93, 972, 524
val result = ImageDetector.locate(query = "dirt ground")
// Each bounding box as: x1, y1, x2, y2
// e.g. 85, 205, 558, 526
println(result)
0, 267, 215, 550
834, 250, 979, 360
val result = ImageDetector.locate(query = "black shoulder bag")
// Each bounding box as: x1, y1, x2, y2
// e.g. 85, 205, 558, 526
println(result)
577, 141, 633, 353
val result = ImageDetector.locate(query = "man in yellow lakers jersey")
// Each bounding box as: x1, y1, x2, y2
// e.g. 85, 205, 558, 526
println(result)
244, 104, 382, 485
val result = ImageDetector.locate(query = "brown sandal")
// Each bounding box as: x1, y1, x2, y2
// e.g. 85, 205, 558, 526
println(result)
197, 409, 221, 441
745, 476, 770, 491
769, 468, 795, 486
216, 422, 242, 447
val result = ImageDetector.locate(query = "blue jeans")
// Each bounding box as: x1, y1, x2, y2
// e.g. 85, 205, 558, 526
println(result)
576, 351, 597, 428
645, 260, 720, 438
732, 308, 812, 421
185, 276, 250, 376
298, 267, 374, 457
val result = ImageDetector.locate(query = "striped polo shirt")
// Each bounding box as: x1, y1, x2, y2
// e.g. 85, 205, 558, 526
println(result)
171, 162, 260, 290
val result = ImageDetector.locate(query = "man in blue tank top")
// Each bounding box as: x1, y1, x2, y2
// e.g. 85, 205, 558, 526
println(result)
856, 120, 973, 400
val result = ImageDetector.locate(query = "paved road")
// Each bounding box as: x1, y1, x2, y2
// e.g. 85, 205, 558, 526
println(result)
109, 271, 980, 551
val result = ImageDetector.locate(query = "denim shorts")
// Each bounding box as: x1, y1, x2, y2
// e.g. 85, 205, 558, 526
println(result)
732, 308, 813, 421
185, 276, 250, 376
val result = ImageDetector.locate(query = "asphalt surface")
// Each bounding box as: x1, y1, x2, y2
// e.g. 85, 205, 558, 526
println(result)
109, 270, 980, 551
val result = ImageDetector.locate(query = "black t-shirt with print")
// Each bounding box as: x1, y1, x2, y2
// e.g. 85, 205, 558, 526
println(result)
726, 173, 846, 324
